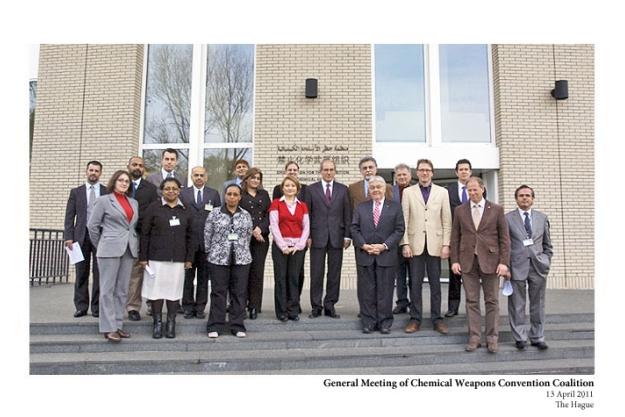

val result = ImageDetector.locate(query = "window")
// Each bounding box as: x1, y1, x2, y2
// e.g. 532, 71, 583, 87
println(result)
142, 44, 255, 190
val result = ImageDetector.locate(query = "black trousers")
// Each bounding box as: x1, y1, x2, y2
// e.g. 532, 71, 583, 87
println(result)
309, 245, 343, 311
357, 262, 395, 330
296, 247, 307, 306
272, 243, 305, 318
182, 250, 210, 314
247, 238, 269, 311
447, 259, 462, 313
408, 245, 443, 324
74, 232, 100, 314
207, 263, 250, 333
395, 251, 411, 308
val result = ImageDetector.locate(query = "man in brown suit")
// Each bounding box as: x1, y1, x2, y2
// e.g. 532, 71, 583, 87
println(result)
450, 176, 510, 353
348, 156, 393, 209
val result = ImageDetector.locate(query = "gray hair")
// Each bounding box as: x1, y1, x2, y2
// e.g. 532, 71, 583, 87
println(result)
466, 176, 484, 189
394, 163, 411, 172
368, 175, 386, 187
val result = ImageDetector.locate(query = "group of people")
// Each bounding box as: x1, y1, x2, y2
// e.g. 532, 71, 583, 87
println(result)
64, 149, 553, 353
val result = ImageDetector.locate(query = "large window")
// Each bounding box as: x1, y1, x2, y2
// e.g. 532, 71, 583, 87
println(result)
374, 44, 493, 145
142, 44, 255, 190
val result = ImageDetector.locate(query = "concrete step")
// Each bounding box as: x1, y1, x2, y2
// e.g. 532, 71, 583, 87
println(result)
30, 339, 593, 375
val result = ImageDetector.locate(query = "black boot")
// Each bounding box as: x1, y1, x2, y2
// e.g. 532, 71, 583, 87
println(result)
152, 313, 163, 339
165, 314, 176, 338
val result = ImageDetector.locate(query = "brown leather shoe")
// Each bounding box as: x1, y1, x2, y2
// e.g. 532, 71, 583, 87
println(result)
465, 340, 481, 352
104, 331, 121, 343
117, 329, 130, 338
404, 320, 420, 333
487, 341, 498, 353
434, 321, 449, 335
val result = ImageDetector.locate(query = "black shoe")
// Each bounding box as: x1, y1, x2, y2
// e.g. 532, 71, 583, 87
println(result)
362, 327, 373, 334
444, 310, 458, 318
277, 314, 288, 322
177, 304, 184, 314
128, 310, 141, 321
308, 309, 322, 318
380, 328, 391, 334
73, 310, 87, 318
165, 315, 176, 338
248, 308, 258, 320
92, 311, 99, 318
515, 340, 527, 350
288, 315, 300, 321
183, 311, 194, 319
195, 311, 206, 319
324, 309, 340, 319
152, 314, 163, 339
392, 305, 408, 314
531, 341, 549, 350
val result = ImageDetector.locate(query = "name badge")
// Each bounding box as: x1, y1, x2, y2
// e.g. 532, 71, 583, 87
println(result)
169, 217, 181, 227
523, 238, 534, 247
227, 233, 238, 241
205, 203, 214, 212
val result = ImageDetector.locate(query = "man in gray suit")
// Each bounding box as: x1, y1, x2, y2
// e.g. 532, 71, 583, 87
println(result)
64, 160, 107, 318
505, 185, 553, 351
304, 158, 352, 318
351, 176, 405, 333
146, 148, 187, 195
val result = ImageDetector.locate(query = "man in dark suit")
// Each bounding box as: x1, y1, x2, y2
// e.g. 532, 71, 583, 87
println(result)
348, 156, 393, 210
64, 160, 107, 318
125, 156, 159, 321
505, 185, 553, 351
180, 166, 221, 319
221, 159, 249, 197
391, 163, 412, 314
351, 176, 405, 333
451, 176, 510, 353
146, 148, 187, 195
304, 158, 352, 318
445, 159, 480, 317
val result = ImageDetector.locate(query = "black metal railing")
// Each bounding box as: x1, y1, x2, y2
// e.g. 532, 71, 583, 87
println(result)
29, 229, 69, 286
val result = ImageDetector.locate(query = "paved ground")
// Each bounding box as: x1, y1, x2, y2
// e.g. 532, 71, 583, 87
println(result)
30, 282, 594, 323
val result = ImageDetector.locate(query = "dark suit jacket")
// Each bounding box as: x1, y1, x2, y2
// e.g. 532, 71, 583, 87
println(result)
127, 178, 159, 232
351, 199, 405, 267
348, 180, 393, 210
179, 185, 221, 253
450, 200, 510, 275
63, 183, 108, 246
304, 181, 352, 249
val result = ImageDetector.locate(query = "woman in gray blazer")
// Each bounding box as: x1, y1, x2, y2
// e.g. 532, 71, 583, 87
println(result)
88, 170, 139, 343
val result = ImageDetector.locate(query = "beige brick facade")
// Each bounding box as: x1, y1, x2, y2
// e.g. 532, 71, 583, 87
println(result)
30, 44, 594, 289
493, 44, 594, 289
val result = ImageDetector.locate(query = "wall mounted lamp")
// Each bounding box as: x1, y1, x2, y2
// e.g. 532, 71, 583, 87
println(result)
551, 80, 568, 100
305, 78, 318, 98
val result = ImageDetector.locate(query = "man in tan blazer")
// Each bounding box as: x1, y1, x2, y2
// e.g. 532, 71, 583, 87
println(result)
451, 176, 510, 353
348, 156, 393, 210
400, 159, 452, 335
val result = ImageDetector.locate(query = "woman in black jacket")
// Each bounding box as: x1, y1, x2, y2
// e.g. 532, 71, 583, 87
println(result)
139, 178, 193, 339
239, 168, 271, 319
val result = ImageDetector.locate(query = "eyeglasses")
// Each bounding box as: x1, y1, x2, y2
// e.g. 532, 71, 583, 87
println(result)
417, 169, 432, 173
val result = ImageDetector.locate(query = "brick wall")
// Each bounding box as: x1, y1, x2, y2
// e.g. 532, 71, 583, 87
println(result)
254, 44, 373, 290
493, 44, 594, 289
30, 44, 145, 230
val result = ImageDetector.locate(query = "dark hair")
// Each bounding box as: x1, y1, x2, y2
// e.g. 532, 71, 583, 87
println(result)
416, 158, 434, 171
161, 148, 178, 158
455, 159, 472, 171
86, 160, 103, 170
224, 183, 242, 195
281, 175, 301, 192
107, 170, 131, 193
127, 156, 143, 165
514, 184, 535, 199
233, 159, 249, 169
241, 167, 263, 193
284, 160, 299, 171
160, 177, 182, 190
358, 156, 377, 168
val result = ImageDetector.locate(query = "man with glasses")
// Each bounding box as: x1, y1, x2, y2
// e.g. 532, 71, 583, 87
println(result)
348, 156, 393, 210
400, 159, 452, 335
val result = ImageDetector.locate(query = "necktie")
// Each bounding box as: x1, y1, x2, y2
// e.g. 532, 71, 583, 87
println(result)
461, 186, 468, 203
523, 212, 532, 238
197, 189, 202, 206
325, 183, 331, 203
87, 185, 96, 220
166, 172, 173, 179
131, 181, 137, 198
472, 204, 481, 230
373, 201, 381, 227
